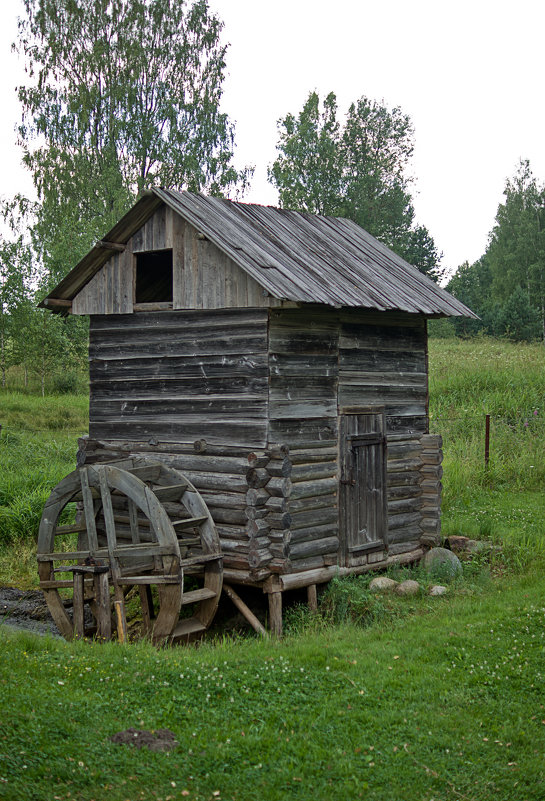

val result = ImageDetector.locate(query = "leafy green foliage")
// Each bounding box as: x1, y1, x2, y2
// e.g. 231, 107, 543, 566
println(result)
16, 0, 251, 287
269, 91, 442, 279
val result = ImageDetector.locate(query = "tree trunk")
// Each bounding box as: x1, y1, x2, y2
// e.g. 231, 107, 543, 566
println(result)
0, 326, 5, 388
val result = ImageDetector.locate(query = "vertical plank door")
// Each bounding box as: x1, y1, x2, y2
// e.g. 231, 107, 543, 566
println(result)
339, 409, 388, 567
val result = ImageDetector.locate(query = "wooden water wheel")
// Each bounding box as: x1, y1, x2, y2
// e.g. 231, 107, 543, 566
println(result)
37, 457, 223, 644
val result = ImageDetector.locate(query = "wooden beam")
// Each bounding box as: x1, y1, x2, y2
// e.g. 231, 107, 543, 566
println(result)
42, 298, 73, 309
223, 584, 268, 638
96, 240, 126, 252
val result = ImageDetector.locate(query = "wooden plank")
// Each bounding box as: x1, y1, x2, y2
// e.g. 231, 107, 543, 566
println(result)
181, 587, 217, 604
79, 468, 99, 551
171, 618, 206, 638
171, 516, 208, 530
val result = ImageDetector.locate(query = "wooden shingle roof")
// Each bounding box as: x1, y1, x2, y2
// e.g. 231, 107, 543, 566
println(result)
42, 188, 476, 317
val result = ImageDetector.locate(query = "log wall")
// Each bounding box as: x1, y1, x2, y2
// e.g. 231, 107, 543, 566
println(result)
82, 305, 439, 579
88, 308, 269, 447
268, 307, 339, 446
338, 310, 428, 436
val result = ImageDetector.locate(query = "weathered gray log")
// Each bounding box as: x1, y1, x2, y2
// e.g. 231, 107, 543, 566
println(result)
269, 543, 289, 559
221, 537, 270, 554
387, 497, 423, 514
266, 459, 292, 477
387, 442, 422, 460
290, 524, 339, 545
284, 554, 326, 571
265, 496, 288, 513
386, 485, 423, 501
244, 506, 268, 520
388, 525, 422, 543
247, 517, 270, 536
387, 458, 423, 473
387, 511, 422, 531
387, 471, 421, 487
266, 444, 290, 459
245, 488, 269, 507
290, 507, 337, 531
289, 492, 337, 513
291, 461, 338, 482
291, 476, 337, 500
246, 468, 270, 488
266, 477, 292, 497
421, 451, 443, 465
289, 446, 338, 464
247, 452, 270, 468
248, 548, 273, 569
265, 512, 291, 530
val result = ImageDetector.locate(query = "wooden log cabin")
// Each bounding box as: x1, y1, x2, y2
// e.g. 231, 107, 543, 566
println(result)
41, 189, 475, 633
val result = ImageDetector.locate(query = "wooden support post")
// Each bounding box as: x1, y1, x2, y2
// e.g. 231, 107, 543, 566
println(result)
307, 583, 318, 613
114, 600, 128, 643
93, 570, 111, 641
223, 584, 268, 638
268, 591, 283, 637
72, 572, 85, 639
485, 413, 490, 468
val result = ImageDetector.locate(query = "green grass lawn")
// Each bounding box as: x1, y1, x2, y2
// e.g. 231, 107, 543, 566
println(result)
1, 569, 545, 801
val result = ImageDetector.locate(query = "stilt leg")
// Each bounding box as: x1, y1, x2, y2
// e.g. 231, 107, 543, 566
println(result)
94, 571, 111, 640
268, 591, 283, 637
307, 583, 318, 613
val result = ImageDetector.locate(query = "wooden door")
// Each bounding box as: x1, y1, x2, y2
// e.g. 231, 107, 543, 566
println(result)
339, 409, 388, 567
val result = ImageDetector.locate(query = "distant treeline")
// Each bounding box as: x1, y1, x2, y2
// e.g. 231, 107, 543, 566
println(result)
438, 160, 545, 343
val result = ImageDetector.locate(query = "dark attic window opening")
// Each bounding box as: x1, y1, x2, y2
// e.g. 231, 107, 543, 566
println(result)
135, 249, 173, 303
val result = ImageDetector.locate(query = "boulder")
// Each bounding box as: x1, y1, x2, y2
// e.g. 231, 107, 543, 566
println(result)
423, 547, 462, 580
369, 576, 398, 593
394, 579, 421, 597
429, 585, 448, 596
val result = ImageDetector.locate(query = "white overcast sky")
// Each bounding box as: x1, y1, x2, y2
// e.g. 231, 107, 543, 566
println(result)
1, 0, 544, 277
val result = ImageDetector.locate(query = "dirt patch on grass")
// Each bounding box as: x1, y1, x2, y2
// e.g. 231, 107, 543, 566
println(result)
110, 728, 178, 751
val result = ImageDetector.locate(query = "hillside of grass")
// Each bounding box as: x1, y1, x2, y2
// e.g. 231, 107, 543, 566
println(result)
428, 338, 545, 565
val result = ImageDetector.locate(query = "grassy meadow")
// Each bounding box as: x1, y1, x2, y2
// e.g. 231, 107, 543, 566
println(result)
0, 336, 544, 800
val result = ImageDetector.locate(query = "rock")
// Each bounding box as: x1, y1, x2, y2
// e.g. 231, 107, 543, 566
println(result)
369, 576, 398, 593
394, 580, 421, 597
446, 536, 496, 559
429, 585, 448, 596
423, 547, 462, 580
